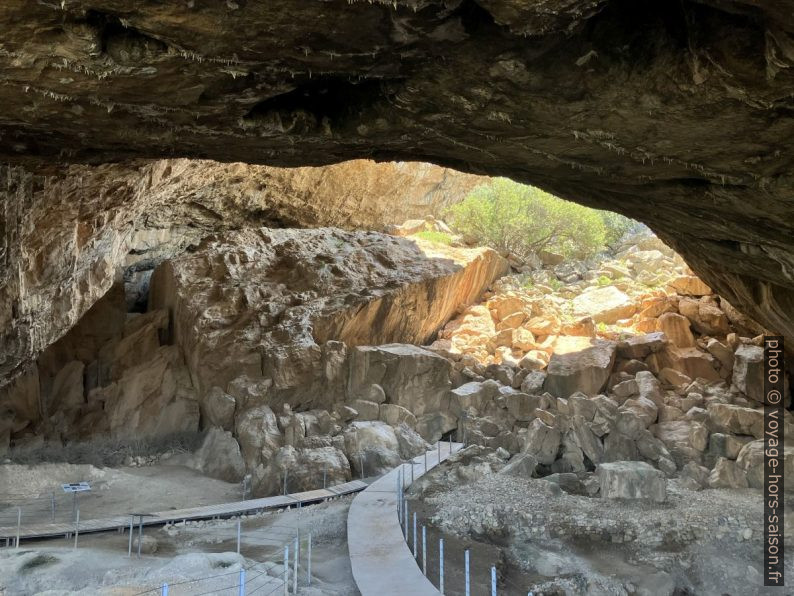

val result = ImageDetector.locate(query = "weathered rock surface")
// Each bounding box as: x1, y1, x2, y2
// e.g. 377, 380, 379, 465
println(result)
543, 337, 616, 398
148, 227, 505, 409
0, 160, 484, 384
597, 461, 667, 502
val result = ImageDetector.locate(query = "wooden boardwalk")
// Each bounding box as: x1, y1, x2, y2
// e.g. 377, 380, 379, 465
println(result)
0, 479, 367, 541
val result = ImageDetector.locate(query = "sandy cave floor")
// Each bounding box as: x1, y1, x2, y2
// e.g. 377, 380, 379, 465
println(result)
0, 463, 359, 596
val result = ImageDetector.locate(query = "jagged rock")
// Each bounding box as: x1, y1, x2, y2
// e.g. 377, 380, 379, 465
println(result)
349, 400, 380, 421
394, 423, 430, 460
379, 403, 417, 428
105, 346, 199, 439
669, 276, 712, 296
171, 428, 245, 483
519, 418, 561, 466
611, 379, 639, 402
504, 393, 543, 421
568, 394, 597, 421
499, 453, 538, 479
450, 380, 500, 415
603, 431, 639, 462
678, 297, 730, 336
679, 461, 710, 490
543, 337, 616, 398
571, 286, 636, 324
200, 387, 236, 431
570, 415, 604, 464
707, 404, 763, 439
657, 313, 695, 349
706, 339, 734, 373
253, 445, 351, 496
635, 371, 664, 408
731, 345, 764, 404
652, 420, 709, 467
708, 457, 748, 489
235, 405, 282, 470
707, 433, 753, 461
544, 472, 587, 495
735, 439, 794, 491
658, 368, 692, 389
342, 421, 401, 476
520, 371, 546, 394
415, 411, 458, 443
619, 398, 658, 428
349, 344, 454, 416
597, 461, 666, 502
617, 332, 667, 360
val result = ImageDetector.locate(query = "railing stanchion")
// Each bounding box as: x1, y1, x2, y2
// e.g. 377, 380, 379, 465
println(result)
465, 549, 471, 596
422, 525, 427, 575
439, 538, 444, 594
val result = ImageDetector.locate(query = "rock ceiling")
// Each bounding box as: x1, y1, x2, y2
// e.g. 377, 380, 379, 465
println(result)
1, 0, 793, 371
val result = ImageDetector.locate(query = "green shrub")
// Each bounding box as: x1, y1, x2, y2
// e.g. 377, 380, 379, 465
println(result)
597, 275, 612, 286
414, 230, 453, 245
446, 178, 637, 260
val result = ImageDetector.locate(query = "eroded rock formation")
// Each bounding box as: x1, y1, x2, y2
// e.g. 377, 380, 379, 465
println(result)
0, 160, 483, 382
1, 0, 793, 358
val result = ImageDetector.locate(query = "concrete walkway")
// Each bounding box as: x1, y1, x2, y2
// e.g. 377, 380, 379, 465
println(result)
348, 442, 461, 596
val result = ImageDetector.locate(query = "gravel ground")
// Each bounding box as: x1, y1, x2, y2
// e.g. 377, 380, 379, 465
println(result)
407, 452, 794, 596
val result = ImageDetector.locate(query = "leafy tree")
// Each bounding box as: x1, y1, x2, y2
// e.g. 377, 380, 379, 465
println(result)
446, 178, 632, 260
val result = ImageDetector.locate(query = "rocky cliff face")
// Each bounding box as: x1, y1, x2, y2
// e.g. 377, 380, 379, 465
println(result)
149, 227, 507, 410
0, 226, 506, 452
1, 1, 793, 356
0, 160, 483, 383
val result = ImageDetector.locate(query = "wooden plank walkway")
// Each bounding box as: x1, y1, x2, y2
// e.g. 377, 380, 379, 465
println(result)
0, 479, 367, 541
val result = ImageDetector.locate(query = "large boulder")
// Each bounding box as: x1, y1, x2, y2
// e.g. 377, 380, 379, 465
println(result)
736, 439, 794, 491
519, 418, 561, 465
200, 386, 236, 431
707, 403, 763, 439
668, 276, 712, 296
253, 445, 351, 496
677, 297, 730, 336
617, 332, 667, 360
348, 344, 452, 416
171, 428, 246, 483
235, 405, 283, 469
731, 344, 764, 404
652, 420, 709, 467
571, 286, 636, 324
656, 313, 695, 349
543, 337, 616, 398
596, 461, 667, 502
450, 380, 500, 415
342, 421, 402, 476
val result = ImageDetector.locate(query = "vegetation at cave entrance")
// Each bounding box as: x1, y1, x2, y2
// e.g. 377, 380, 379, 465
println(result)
446, 178, 637, 260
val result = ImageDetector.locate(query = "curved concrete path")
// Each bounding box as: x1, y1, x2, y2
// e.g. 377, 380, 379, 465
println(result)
348, 442, 461, 596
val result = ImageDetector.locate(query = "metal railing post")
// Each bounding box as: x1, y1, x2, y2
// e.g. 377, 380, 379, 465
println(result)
161, 582, 169, 596
236, 518, 241, 554
238, 569, 245, 596
283, 468, 288, 496
283, 545, 289, 596
292, 535, 298, 594
412, 512, 417, 557
15, 508, 21, 549
465, 549, 471, 596
73, 509, 80, 549
403, 501, 409, 540
307, 533, 312, 585
439, 538, 444, 594
422, 525, 427, 575
491, 566, 497, 595
128, 515, 134, 557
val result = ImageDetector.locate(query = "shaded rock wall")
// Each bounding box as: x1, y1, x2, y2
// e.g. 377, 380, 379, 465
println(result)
0, 160, 483, 384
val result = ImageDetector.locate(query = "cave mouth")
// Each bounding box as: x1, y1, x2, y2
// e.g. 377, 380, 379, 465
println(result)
2, 0, 794, 588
